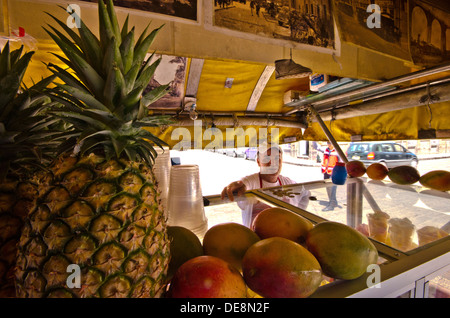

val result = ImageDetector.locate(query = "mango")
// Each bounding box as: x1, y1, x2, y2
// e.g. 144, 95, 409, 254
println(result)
306, 221, 378, 280
366, 163, 388, 180
388, 166, 420, 185
346, 160, 366, 178
242, 237, 322, 298
203, 222, 260, 271
169, 255, 247, 298
167, 226, 203, 280
251, 207, 314, 244
419, 170, 450, 192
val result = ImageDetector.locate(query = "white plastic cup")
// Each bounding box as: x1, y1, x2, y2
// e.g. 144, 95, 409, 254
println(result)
153, 147, 171, 213
167, 165, 208, 238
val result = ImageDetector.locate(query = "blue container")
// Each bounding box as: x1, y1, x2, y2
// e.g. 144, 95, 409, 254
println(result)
331, 162, 347, 185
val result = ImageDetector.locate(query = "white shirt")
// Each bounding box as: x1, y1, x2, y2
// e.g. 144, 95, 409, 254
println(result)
241, 172, 295, 190
237, 173, 311, 227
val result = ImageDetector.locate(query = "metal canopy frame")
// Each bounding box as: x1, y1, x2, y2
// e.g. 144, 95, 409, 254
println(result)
150, 62, 450, 136
283, 62, 450, 117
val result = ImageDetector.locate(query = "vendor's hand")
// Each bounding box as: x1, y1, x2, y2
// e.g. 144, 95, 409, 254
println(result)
221, 181, 246, 202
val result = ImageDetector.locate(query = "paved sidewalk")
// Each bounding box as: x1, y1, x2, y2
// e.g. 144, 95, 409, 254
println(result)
283, 156, 321, 167
417, 153, 450, 160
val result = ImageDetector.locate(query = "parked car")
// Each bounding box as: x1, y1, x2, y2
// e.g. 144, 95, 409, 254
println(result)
244, 147, 258, 160
216, 148, 227, 155
346, 142, 418, 169
225, 147, 246, 158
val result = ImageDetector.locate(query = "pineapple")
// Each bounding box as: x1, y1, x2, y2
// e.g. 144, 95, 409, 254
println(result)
15, 0, 172, 298
0, 42, 57, 297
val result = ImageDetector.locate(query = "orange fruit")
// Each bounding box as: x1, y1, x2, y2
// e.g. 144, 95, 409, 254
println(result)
203, 222, 260, 271
251, 207, 313, 244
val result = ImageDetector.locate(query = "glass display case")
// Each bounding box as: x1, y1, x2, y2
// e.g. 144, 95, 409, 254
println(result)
203, 178, 450, 298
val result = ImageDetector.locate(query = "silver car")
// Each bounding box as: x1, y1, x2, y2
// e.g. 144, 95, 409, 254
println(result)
346, 142, 418, 169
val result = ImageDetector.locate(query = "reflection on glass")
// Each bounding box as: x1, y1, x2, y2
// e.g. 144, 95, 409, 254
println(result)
258, 178, 450, 253
204, 194, 277, 229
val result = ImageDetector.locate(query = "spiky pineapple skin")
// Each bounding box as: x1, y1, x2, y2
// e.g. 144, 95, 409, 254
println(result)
0, 40, 57, 297
0, 174, 41, 297
15, 153, 170, 298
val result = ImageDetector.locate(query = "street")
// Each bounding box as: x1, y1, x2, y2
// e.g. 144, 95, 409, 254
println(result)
171, 149, 450, 238
171, 149, 323, 196
172, 149, 450, 196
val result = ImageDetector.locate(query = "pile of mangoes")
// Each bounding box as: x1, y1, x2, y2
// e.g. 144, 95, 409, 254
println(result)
165, 207, 378, 298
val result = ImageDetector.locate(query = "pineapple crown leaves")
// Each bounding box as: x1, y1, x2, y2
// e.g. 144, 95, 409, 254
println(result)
0, 42, 62, 180
44, 0, 172, 165
0, 42, 34, 120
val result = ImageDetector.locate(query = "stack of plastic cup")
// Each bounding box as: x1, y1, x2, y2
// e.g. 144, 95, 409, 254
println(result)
367, 211, 390, 243
153, 147, 171, 215
167, 165, 208, 238
388, 217, 415, 251
417, 226, 448, 246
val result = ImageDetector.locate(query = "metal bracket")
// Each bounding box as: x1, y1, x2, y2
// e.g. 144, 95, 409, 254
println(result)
183, 96, 196, 112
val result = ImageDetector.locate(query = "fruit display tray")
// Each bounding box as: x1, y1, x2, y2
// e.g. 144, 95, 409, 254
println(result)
204, 178, 450, 298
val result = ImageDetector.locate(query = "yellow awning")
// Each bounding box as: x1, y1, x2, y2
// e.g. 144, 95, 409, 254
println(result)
303, 102, 450, 142
21, 40, 450, 149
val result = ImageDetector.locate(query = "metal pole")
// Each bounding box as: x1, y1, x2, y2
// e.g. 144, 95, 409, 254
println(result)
315, 79, 450, 121
308, 105, 382, 212
284, 62, 450, 116
308, 105, 348, 162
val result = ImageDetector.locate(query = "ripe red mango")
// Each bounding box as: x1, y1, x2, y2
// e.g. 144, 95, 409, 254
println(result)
242, 237, 322, 298
168, 255, 247, 298
345, 160, 366, 178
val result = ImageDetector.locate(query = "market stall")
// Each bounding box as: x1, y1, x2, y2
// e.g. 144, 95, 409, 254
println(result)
0, 0, 449, 299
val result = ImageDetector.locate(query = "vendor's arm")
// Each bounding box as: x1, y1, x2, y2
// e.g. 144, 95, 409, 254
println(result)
312, 141, 325, 153
221, 180, 247, 202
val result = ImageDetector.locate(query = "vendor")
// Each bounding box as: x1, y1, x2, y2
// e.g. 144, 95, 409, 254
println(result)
221, 144, 310, 227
